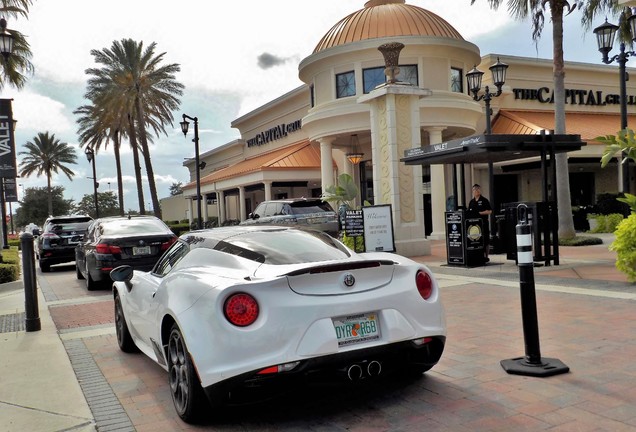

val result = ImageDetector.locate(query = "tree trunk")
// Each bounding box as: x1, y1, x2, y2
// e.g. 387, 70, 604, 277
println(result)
128, 114, 145, 215
113, 131, 125, 216
134, 97, 162, 220
46, 169, 53, 216
552, 3, 576, 240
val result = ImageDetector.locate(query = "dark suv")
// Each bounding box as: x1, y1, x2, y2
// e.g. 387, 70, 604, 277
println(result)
38, 215, 93, 272
240, 198, 338, 237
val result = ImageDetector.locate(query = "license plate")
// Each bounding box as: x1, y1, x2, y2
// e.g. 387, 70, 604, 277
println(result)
333, 312, 380, 347
133, 246, 151, 256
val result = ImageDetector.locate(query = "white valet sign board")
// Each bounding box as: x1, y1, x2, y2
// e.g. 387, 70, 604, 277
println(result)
362, 205, 395, 253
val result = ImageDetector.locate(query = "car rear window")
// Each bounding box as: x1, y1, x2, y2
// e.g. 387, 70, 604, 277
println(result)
100, 219, 170, 236
47, 220, 92, 233
211, 229, 350, 265
289, 201, 334, 215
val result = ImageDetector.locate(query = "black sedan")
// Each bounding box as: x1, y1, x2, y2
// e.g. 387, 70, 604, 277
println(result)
75, 215, 177, 290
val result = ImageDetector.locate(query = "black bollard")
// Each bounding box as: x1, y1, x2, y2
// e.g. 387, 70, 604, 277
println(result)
20, 232, 41, 332
500, 204, 568, 377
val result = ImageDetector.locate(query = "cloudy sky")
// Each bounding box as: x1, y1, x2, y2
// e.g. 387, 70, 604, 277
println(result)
0, 0, 618, 212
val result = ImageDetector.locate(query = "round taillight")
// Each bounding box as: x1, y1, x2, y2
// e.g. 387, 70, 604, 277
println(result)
224, 293, 259, 327
416, 270, 433, 300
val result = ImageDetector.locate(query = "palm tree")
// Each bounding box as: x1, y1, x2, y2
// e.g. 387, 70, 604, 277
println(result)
74, 103, 127, 215
0, 0, 35, 90
85, 38, 183, 219
471, 0, 587, 240
18, 132, 77, 216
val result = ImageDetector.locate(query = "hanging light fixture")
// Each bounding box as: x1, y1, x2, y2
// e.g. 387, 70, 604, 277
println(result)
346, 134, 364, 165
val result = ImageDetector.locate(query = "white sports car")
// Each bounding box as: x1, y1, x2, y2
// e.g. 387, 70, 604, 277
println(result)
111, 226, 446, 423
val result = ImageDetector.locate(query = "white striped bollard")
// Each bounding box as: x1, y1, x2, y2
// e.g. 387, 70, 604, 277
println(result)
500, 204, 569, 377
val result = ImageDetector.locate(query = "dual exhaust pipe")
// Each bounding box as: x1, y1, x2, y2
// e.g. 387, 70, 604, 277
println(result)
346, 360, 382, 381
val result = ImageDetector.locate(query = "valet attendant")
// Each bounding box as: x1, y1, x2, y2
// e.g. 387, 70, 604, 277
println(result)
468, 184, 492, 262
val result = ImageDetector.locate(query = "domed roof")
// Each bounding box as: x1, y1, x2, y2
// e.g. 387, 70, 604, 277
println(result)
313, 0, 464, 54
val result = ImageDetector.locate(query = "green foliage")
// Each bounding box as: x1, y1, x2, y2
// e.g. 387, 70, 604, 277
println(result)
167, 222, 191, 237
340, 233, 364, 253
74, 191, 120, 218
597, 128, 636, 169
169, 182, 183, 196
616, 193, 636, 214
558, 236, 603, 247
587, 213, 625, 233
0, 247, 20, 283
610, 214, 636, 282
14, 186, 74, 228
321, 174, 359, 209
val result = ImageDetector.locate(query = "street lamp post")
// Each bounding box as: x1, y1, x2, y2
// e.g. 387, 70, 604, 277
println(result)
466, 57, 509, 238
85, 147, 99, 218
594, 16, 636, 193
0, 18, 13, 248
180, 114, 202, 230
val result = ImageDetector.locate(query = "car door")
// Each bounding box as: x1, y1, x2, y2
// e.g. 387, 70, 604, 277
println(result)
75, 222, 96, 275
126, 241, 189, 348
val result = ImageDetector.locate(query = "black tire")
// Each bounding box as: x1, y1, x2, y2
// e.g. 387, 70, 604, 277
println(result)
76, 263, 85, 280
39, 260, 50, 273
168, 324, 208, 423
86, 268, 98, 291
114, 295, 138, 353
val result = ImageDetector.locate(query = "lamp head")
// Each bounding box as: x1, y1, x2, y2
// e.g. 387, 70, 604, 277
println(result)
466, 65, 484, 99
84, 146, 94, 162
594, 19, 619, 62
489, 57, 508, 91
0, 18, 13, 60
180, 116, 189, 136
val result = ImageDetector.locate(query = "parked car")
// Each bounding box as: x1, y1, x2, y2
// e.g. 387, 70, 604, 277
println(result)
37, 215, 93, 272
110, 225, 446, 423
75, 215, 177, 290
240, 198, 339, 236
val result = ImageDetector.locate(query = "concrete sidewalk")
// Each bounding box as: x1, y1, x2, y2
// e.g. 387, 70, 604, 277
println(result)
0, 281, 95, 432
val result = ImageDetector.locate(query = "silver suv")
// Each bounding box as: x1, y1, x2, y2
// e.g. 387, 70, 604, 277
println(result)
240, 198, 338, 237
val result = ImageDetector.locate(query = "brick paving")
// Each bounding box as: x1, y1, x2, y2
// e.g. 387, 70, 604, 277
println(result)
36, 235, 636, 431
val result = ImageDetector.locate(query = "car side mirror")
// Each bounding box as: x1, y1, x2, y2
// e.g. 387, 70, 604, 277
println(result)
111, 265, 133, 282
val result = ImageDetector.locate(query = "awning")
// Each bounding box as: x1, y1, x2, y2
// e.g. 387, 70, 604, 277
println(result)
185, 141, 328, 189
401, 133, 586, 166
492, 110, 636, 142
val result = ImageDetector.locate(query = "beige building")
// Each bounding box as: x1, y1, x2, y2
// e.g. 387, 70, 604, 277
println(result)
167, 0, 635, 256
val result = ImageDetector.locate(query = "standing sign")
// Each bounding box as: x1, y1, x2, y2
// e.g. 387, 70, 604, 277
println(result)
3, 178, 17, 202
363, 205, 395, 252
0, 99, 16, 178
344, 209, 364, 237
445, 211, 465, 265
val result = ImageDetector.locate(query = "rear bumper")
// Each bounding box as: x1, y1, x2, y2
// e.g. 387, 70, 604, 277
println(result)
202, 336, 445, 404
39, 248, 77, 266
90, 259, 156, 282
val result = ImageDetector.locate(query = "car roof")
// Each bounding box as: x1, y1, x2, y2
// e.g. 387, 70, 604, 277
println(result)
45, 215, 92, 223
94, 215, 160, 223
259, 198, 326, 204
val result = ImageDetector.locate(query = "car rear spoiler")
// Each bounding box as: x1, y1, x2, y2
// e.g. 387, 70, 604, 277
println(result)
283, 259, 396, 277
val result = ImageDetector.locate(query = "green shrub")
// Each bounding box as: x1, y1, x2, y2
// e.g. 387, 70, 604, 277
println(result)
610, 214, 636, 282
588, 213, 625, 233
558, 236, 603, 246
167, 222, 191, 237
0, 263, 19, 283
0, 246, 20, 283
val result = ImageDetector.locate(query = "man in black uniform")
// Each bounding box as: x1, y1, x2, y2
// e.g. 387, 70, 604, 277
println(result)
468, 184, 492, 262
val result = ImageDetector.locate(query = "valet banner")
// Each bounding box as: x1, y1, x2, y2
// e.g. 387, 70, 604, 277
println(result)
0, 99, 16, 178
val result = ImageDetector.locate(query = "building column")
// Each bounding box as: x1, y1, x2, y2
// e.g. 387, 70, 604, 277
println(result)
218, 190, 225, 224
264, 181, 272, 201
426, 127, 447, 240
359, 85, 432, 257
239, 186, 246, 222
318, 137, 335, 194
187, 198, 194, 226
203, 193, 209, 224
